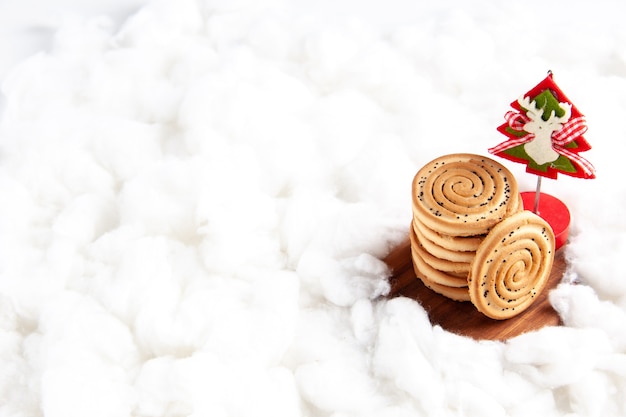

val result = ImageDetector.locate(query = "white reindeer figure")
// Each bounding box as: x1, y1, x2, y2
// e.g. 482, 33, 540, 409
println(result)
518, 96, 572, 165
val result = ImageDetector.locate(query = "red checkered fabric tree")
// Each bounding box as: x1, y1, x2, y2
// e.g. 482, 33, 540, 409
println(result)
489, 73, 595, 179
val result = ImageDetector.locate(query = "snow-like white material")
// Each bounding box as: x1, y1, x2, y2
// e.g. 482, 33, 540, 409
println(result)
1, 0, 626, 416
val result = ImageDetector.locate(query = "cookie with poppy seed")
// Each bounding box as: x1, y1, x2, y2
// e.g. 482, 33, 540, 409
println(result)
412, 154, 521, 237
468, 210, 555, 320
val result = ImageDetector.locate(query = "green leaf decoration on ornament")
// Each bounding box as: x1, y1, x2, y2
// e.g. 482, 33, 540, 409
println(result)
502, 145, 577, 174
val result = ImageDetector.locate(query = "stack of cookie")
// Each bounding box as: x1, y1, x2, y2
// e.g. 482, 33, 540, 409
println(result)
410, 153, 523, 302
409, 153, 556, 319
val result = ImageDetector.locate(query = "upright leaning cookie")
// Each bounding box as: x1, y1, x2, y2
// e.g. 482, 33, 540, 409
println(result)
468, 210, 555, 320
412, 154, 520, 237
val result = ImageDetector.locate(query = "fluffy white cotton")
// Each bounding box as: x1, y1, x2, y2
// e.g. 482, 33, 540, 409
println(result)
1, 0, 626, 416
371, 298, 445, 415
551, 283, 626, 351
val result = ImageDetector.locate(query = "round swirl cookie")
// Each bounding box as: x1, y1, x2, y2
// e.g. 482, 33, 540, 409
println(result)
468, 210, 555, 320
412, 154, 521, 237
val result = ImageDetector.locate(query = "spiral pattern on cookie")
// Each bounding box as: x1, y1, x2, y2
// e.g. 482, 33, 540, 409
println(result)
412, 154, 520, 236
468, 211, 555, 320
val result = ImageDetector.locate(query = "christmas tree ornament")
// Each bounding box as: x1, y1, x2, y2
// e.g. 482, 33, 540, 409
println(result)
489, 72, 595, 249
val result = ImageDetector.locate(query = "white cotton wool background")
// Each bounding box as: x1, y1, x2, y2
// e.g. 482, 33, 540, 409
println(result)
1, 0, 626, 416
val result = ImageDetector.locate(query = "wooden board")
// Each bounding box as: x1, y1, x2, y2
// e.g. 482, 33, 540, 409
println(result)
384, 236, 565, 341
